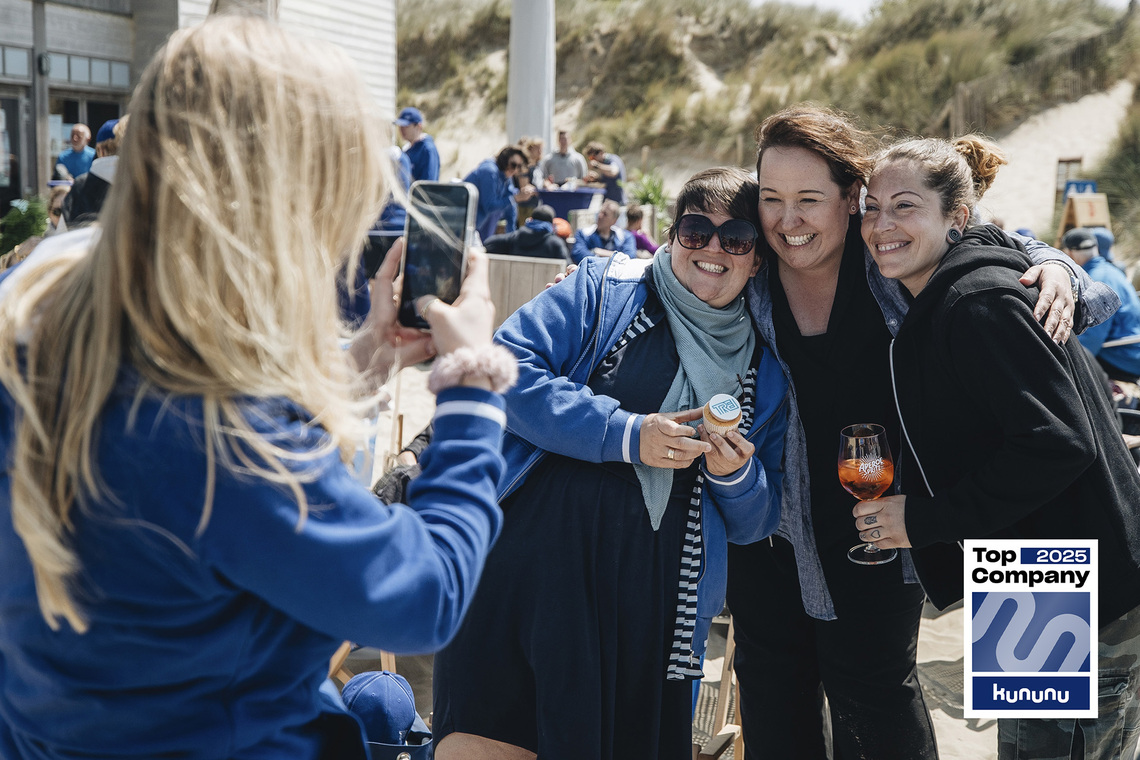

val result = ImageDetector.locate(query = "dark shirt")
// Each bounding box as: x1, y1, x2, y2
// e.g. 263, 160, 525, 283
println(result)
769, 227, 899, 558
483, 226, 571, 262
62, 172, 111, 227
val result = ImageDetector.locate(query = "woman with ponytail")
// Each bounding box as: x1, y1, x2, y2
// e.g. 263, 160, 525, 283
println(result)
858, 135, 1140, 759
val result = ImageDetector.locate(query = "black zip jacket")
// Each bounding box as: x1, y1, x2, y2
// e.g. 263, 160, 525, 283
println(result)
889, 225, 1140, 622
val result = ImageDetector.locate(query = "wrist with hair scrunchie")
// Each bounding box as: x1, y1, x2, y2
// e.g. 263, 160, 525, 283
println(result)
427, 345, 519, 395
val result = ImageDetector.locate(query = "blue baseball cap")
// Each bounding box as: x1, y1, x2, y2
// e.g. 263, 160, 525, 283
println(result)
341, 671, 417, 745
95, 119, 119, 144
393, 107, 424, 127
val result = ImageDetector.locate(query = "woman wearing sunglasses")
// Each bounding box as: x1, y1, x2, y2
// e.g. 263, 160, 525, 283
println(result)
463, 145, 538, 241
432, 167, 789, 760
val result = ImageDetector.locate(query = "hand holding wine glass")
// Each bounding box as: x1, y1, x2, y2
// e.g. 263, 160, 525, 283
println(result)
838, 423, 896, 565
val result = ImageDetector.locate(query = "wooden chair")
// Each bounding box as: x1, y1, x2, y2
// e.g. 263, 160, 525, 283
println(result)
328, 642, 398, 688
698, 616, 744, 760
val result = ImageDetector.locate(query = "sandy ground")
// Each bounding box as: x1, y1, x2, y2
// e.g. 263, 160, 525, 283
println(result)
974, 79, 1135, 238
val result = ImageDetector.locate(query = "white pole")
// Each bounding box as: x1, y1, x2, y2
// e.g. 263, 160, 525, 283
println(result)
506, 0, 555, 145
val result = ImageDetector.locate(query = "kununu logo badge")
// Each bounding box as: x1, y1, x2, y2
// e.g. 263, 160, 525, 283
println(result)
964, 540, 1098, 718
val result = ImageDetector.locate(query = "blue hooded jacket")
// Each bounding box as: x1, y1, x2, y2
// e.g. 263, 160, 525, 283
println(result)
494, 253, 788, 655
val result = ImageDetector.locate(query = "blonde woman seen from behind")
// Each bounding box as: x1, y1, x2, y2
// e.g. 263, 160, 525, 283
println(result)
0, 15, 513, 760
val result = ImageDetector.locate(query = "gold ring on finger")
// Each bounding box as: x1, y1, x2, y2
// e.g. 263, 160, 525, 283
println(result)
667, 448, 675, 461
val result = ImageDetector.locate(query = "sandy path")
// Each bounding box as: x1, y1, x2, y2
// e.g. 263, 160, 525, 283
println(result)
983, 79, 1135, 238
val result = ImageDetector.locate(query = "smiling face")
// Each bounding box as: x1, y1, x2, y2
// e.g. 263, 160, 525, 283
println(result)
758, 146, 860, 275
670, 209, 760, 308
862, 160, 968, 295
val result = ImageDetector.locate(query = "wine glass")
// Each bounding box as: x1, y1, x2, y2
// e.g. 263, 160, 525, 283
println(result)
838, 423, 897, 566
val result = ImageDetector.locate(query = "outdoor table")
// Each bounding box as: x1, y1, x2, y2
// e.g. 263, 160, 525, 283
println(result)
537, 186, 605, 220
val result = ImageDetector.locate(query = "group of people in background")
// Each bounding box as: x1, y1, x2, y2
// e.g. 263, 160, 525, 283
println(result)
1, 13, 1140, 760
391, 112, 635, 253
0, 115, 128, 270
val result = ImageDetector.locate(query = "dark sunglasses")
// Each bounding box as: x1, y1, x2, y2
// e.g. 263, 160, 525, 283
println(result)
675, 214, 757, 256
49, 207, 63, 217
507, 160, 526, 170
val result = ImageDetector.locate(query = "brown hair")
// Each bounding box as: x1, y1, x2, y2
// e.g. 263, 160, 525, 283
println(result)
495, 146, 527, 172
871, 134, 1007, 224
625, 203, 644, 224
583, 141, 605, 158
754, 104, 874, 190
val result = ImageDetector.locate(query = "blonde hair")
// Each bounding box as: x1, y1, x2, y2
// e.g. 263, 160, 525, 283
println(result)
871, 134, 1007, 225
0, 15, 389, 632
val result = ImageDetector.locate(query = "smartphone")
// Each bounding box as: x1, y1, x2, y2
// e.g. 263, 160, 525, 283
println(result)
398, 181, 479, 329
361, 231, 402, 280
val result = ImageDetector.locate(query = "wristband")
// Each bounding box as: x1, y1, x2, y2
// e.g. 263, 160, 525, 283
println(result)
428, 345, 519, 395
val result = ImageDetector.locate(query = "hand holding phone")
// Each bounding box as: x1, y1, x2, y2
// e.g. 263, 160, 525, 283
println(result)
418, 245, 495, 357
398, 181, 479, 329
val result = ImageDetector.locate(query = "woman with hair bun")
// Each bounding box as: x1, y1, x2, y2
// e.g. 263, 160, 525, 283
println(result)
858, 134, 1140, 759
0, 15, 513, 759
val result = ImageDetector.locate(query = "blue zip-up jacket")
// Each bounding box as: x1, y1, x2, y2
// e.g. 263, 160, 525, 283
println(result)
0, 374, 506, 759
1077, 254, 1140, 377
464, 158, 518, 241
571, 224, 637, 264
494, 253, 788, 654
745, 230, 1120, 620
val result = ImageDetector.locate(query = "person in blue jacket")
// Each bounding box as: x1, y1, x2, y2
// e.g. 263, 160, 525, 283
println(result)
432, 167, 789, 760
0, 16, 516, 760
571, 198, 637, 263
394, 106, 440, 183
1061, 226, 1140, 382
464, 146, 538, 241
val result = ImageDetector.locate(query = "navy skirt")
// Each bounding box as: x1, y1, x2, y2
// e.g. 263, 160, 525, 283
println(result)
431, 453, 695, 760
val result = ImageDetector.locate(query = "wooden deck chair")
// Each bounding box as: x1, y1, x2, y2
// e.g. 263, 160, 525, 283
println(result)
328, 643, 398, 688
698, 616, 744, 760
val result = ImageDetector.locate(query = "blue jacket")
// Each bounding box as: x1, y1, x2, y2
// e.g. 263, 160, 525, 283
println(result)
1078, 255, 1140, 376
0, 376, 506, 759
494, 253, 788, 654
404, 134, 439, 183
464, 159, 518, 241
571, 224, 637, 264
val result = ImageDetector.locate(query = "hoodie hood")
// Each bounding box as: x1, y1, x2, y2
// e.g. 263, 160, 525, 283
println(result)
905, 224, 1033, 326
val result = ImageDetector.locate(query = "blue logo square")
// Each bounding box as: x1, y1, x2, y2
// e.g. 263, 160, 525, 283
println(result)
971, 592, 1090, 673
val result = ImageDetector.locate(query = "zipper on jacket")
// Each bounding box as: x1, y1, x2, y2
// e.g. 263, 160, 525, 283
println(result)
888, 338, 964, 551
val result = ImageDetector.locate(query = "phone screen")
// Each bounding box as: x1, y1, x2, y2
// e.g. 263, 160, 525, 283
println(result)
398, 182, 477, 329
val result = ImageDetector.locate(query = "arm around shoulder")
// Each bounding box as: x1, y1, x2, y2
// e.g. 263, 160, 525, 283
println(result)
495, 260, 646, 464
